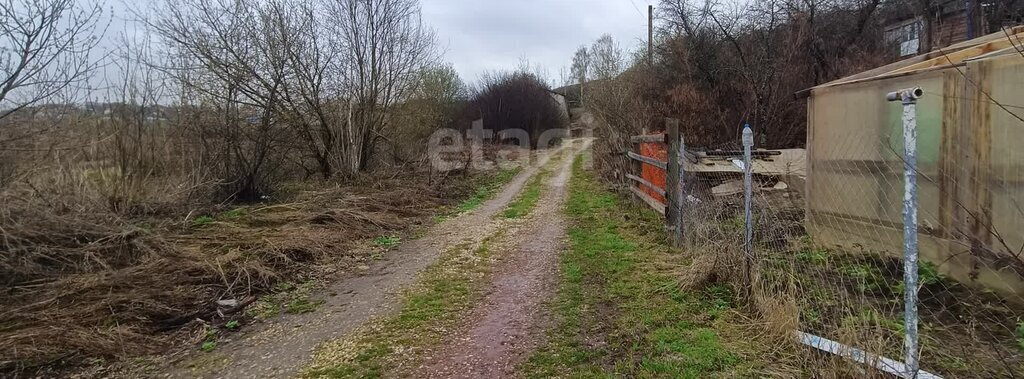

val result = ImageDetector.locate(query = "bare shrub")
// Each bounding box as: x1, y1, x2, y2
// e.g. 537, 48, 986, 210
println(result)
466, 70, 568, 147
652, 0, 891, 148
570, 34, 657, 186
151, 0, 302, 201
384, 64, 466, 166
0, 0, 461, 373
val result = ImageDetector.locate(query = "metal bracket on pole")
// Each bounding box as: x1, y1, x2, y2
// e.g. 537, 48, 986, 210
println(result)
887, 86, 922, 379
886, 87, 923, 103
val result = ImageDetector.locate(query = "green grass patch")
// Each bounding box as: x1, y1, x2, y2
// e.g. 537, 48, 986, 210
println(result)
286, 297, 326, 315
521, 154, 745, 378
502, 170, 547, 219
839, 263, 886, 293
191, 207, 249, 228
302, 231, 504, 378
795, 247, 829, 265
455, 168, 520, 214
372, 235, 401, 249
221, 207, 246, 220
246, 281, 322, 320
191, 215, 214, 227
1016, 321, 1024, 351
200, 341, 217, 352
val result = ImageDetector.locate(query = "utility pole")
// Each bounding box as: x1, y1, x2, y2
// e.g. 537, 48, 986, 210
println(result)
648, 5, 654, 67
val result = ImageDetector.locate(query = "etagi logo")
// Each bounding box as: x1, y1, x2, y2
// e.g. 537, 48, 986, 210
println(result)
427, 119, 591, 171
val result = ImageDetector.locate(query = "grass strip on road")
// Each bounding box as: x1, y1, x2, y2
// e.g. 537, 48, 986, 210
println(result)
303, 230, 503, 378
302, 163, 552, 378
453, 167, 520, 214
502, 170, 547, 219
503, 145, 571, 220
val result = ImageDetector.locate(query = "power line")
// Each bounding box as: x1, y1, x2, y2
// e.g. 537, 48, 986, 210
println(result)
629, 0, 644, 17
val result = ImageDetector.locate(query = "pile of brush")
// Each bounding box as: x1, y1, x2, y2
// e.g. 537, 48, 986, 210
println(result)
0, 168, 474, 374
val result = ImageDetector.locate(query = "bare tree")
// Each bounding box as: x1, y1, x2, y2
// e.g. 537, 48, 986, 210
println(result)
268, 0, 342, 179
328, 0, 437, 176
152, 0, 294, 200
0, 0, 105, 121
570, 45, 589, 104
570, 46, 589, 83
648, 0, 890, 146
151, 0, 439, 192
590, 34, 623, 80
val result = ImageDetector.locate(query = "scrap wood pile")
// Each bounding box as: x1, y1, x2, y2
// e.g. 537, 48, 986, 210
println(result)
684, 148, 806, 200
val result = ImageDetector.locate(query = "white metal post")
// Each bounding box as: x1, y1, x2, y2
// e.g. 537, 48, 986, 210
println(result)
742, 124, 754, 289
887, 87, 923, 379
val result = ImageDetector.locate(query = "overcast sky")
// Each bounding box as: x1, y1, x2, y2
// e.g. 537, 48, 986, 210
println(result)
87, 0, 655, 97
420, 0, 654, 86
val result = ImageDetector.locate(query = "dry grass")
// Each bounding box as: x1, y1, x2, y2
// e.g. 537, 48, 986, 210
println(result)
670, 178, 1024, 377
0, 161, 484, 375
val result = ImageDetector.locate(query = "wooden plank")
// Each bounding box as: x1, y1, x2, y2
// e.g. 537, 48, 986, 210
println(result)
630, 186, 666, 215
809, 210, 942, 239
967, 59, 994, 278
704, 150, 781, 157
956, 59, 978, 281
683, 150, 699, 164
814, 65, 955, 93
626, 174, 665, 197
631, 134, 666, 143
811, 33, 1024, 92
627, 151, 666, 170
888, 34, 1024, 77
808, 211, 1024, 303
938, 70, 962, 239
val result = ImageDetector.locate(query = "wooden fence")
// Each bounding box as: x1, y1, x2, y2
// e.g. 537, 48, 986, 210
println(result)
628, 118, 685, 246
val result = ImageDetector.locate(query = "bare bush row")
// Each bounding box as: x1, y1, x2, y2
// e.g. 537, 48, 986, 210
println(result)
1, 0, 464, 202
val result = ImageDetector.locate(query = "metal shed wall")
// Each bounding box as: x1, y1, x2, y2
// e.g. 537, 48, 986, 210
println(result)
806, 36, 1024, 299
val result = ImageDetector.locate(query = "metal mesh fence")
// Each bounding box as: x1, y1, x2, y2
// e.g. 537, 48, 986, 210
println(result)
615, 28, 1024, 379
667, 91, 1024, 377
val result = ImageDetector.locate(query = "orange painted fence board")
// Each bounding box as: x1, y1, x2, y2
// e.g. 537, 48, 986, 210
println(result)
639, 138, 668, 205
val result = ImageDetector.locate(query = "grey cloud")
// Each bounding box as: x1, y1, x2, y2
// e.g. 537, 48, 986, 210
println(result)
422, 0, 650, 84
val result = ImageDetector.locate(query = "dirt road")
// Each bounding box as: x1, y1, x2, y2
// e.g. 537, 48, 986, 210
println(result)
414, 138, 590, 378
171, 143, 581, 378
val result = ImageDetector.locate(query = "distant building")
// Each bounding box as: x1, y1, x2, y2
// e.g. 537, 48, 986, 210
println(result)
884, 0, 1022, 58
546, 90, 569, 122
553, 83, 584, 109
